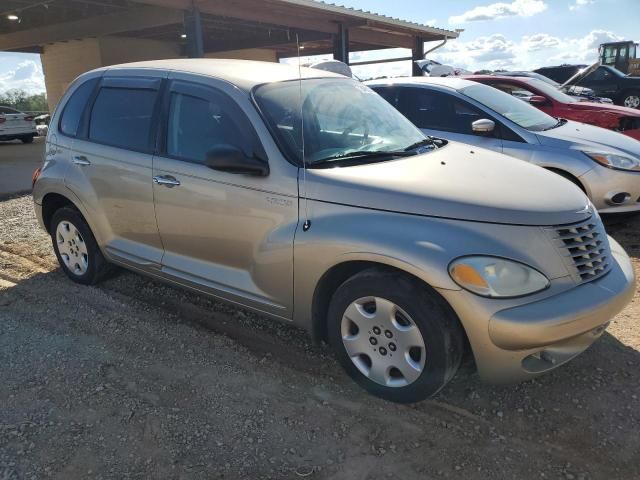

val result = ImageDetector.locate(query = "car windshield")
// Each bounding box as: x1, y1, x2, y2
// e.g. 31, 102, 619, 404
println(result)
497, 72, 559, 87
528, 73, 560, 87
461, 83, 558, 131
525, 78, 578, 103
254, 78, 429, 166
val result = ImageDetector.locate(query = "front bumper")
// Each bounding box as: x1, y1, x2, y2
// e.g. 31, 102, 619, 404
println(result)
34, 201, 45, 231
437, 237, 635, 383
579, 165, 640, 214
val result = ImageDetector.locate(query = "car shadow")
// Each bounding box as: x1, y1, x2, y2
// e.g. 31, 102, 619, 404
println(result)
604, 213, 640, 259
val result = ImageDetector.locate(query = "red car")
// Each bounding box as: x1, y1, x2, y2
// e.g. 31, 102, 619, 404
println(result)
465, 75, 640, 141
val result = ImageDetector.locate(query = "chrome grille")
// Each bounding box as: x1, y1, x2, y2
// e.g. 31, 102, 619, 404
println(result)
547, 218, 611, 283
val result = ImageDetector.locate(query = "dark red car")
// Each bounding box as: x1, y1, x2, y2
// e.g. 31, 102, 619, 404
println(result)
465, 75, 640, 141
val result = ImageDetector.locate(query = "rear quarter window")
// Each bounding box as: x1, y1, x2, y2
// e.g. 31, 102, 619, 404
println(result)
59, 78, 99, 137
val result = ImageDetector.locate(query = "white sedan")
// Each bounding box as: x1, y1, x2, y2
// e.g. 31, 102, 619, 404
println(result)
0, 106, 37, 143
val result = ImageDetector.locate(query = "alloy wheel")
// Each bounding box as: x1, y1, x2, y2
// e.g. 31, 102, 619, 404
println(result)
340, 296, 426, 387
56, 220, 89, 276
623, 95, 640, 109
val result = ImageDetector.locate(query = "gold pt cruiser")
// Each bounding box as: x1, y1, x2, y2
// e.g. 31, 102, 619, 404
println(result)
32, 60, 635, 402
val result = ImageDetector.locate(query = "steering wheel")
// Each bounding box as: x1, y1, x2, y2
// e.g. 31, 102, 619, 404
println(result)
341, 119, 370, 146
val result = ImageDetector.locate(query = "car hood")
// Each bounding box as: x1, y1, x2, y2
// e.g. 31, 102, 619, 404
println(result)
305, 142, 590, 226
567, 101, 640, 117
536, 120, 640, 157
561, 62, 597, 87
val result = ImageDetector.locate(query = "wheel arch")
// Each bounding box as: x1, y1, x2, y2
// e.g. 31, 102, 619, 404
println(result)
543, 167, 587, 193
38, 187, 103, 246
310, 259, 471, 360
41, 192, 76, 232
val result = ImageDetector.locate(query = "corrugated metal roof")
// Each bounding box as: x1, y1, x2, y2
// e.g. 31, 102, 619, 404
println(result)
276, 0, 459, 39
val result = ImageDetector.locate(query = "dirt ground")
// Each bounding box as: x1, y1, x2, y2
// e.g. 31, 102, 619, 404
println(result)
0, 194, 639, 480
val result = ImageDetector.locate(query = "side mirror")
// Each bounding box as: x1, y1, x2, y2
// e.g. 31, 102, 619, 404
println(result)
471, 118, 495, 134
205, 144, 269, 177
529, 95, 549, 105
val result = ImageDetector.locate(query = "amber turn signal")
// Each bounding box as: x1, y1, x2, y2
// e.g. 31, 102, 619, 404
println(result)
32, 167, 42, 189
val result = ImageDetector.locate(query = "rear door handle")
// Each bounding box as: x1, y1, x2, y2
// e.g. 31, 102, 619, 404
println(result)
72, 155, 90, 166
153, 175, 181, 187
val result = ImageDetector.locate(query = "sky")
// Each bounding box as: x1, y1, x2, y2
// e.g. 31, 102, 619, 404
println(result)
0, 0, 638, 94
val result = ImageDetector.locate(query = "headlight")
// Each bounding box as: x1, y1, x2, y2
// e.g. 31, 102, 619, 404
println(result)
449, 256, 550, 298
583, 151, 640, 172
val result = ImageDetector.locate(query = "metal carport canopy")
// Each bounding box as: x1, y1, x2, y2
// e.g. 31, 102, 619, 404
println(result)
0, 0, 459, 61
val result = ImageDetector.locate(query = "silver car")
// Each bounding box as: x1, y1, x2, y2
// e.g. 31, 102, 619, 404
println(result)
33, 60, 635, 403
366, 77, 640, 214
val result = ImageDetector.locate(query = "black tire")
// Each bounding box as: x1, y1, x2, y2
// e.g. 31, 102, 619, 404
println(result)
327, 268, 464, 403
21, 135, 34, 144
619, 90, 640, 109
50, 206, 111, 285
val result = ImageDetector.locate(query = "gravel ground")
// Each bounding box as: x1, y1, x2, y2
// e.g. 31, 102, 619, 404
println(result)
1, 194, 639, 480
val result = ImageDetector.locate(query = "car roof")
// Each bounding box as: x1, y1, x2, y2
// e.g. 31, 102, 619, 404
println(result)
94, 59, 342, 91
364, 76, 475, 91
493, 71, 529, 75
536, 64, 586, 69
465, 74, 532, 83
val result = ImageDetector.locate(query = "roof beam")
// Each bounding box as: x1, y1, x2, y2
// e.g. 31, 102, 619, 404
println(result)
349, 28, 414, 50
131, 0, 340, 34
0, 5, 182, 50
130, 0, 415, 49
204, 31, 331, 54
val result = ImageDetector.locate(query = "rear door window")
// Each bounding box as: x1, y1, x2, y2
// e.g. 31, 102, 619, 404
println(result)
89, 84, 158, 152
60, 78, 99, 137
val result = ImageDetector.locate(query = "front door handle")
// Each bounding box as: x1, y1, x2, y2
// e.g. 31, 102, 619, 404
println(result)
153, 175, 181, 187
72, 155, 91, 166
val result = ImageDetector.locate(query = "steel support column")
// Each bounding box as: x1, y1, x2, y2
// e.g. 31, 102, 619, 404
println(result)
412, 36, 425, 76
184, 7, 204, 58
333, 23, 349, 64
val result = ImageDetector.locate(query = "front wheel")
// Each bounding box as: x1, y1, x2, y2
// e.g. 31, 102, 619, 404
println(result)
327, 269, 464, 403
50, 207, 111, 285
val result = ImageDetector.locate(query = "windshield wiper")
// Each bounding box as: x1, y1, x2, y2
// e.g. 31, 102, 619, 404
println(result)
312, 150, 415, 165
403, 136, 445, 151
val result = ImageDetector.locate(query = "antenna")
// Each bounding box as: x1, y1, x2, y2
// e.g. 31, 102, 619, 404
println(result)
296, 33, 311, 232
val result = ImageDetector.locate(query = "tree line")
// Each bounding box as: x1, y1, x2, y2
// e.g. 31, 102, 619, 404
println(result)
0, 89, 48, 113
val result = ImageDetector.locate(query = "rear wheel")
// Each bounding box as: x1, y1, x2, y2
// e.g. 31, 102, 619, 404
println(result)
50, 207, 111, 285
21, 135, 34, 144
327, 268, 464, 403
621, 90, 640, 109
